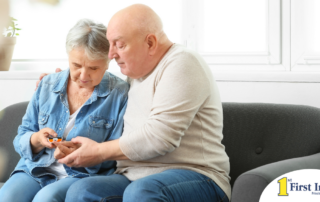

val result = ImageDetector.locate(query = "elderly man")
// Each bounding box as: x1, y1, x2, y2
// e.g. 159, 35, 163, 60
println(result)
39, 4, 231, 202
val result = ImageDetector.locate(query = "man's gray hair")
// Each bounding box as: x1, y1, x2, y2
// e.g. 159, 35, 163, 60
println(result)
66, 19, 109, 60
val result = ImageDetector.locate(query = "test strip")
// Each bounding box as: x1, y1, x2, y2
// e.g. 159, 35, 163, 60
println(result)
48, 137, 62, 142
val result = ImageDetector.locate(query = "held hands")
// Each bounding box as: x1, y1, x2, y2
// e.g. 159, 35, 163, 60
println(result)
35, 68, 62, 91
53, 141, 81, 159
30, 128, 58, 154
56, 137, 104, 168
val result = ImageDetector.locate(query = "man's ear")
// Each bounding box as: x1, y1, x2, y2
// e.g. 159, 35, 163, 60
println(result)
146, 34, 157, 55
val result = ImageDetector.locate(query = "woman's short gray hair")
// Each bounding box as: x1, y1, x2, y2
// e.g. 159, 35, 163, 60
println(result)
66, 19, 109, 61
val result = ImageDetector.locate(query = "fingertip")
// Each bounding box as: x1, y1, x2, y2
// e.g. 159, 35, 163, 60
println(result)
49, 131, 58, 137
58, 157, 65, 164
39, 73, 44, 79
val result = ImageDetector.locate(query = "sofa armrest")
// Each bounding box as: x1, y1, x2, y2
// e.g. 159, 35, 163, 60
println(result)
231, 152, 320, 202
0, 101, 29, 183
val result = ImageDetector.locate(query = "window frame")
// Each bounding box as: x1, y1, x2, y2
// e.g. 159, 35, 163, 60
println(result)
290, 0, 320, 71
182, 0, 292, 71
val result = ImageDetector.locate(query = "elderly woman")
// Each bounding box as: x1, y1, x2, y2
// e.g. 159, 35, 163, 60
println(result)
0, 19, 129, 202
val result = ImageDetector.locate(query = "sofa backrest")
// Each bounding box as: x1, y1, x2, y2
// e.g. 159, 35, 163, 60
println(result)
2, 102, 320, 188
222, 103, 320, 186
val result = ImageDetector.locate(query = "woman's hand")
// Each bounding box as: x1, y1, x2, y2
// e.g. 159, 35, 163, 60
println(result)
30, 128, 58, 154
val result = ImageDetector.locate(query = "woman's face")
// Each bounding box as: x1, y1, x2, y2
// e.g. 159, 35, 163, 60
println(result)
68, 48, 108, 89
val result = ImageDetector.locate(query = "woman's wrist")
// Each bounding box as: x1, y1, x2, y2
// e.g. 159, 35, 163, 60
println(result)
30, 132, 44, 153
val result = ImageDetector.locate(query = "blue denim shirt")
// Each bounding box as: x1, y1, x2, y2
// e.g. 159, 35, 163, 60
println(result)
12, 69, 129, 187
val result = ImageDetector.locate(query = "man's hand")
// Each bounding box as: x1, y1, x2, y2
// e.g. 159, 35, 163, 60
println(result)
35, 68, 62, 91
57, 137, 105, 167
53, 141, 81, 159
30, 128, 58, 154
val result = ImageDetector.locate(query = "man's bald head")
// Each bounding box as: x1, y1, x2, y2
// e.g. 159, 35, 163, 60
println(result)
109, 4, 165, 40
107, 4, 173, 79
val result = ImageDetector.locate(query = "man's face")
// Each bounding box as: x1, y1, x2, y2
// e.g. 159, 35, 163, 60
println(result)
107, 22, 150, 79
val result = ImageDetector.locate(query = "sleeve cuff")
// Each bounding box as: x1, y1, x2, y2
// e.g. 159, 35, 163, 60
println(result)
19, 132, 44, 161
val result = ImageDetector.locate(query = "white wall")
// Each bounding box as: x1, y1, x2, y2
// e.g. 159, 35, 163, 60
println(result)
218, 82, 320, 107
1, 71, 319, 112
0, 79, 35, 110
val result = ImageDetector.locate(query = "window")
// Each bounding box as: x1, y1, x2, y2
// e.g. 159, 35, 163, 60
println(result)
183, 0, 282, 70
6, 0, 320, 73
8, 0, 182, 71
291, 0, 320, 70
183, 0, 320, 72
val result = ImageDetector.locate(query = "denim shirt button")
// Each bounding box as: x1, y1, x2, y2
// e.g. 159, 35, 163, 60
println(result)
59, 128, 61, 130
92, 121, 95, 124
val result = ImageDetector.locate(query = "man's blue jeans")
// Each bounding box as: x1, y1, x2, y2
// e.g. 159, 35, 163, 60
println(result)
66, 169, 229, 202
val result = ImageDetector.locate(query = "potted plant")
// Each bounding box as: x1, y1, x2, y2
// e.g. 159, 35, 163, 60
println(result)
0, 17, 20, 71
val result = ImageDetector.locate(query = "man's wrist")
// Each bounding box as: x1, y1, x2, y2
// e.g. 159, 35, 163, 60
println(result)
97, 142, 108, 162
97, 140, 128, 161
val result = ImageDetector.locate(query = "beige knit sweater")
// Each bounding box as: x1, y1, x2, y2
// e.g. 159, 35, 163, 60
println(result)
116, 44, 231, 199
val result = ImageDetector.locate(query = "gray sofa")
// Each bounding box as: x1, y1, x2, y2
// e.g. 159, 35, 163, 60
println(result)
1, 101, 320, 202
